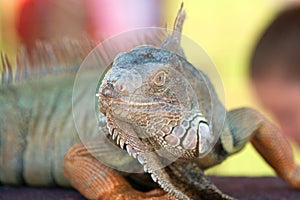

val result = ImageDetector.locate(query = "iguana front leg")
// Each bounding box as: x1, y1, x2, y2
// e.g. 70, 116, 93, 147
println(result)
226, 108, 300, 189
145, 159, 235, 200
63, 143, 175, 200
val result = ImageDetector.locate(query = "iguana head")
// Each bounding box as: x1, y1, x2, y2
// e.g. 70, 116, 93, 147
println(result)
97, 4, 213, 161
98, 46, 210, 159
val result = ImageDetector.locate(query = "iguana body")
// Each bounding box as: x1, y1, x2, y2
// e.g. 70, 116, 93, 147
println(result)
0, 73, 79, 186
1, 5, 300, 200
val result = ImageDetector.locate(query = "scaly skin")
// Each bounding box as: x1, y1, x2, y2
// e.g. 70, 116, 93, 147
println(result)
0, 74, 82, 186
93, 4, 300, 200
64, 144, 174, 200
0, 36, 96, 186
1, 4, 300, 200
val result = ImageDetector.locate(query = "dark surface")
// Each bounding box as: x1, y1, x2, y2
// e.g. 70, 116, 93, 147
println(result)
1, 176, 299, 200
0, 186, 85, 200
210, 176, 300, 200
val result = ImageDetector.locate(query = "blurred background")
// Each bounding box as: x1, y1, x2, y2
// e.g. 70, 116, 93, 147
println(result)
0, 0, 299, 176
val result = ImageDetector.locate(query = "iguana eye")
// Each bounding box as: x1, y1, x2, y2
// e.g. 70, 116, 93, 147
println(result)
153, 71, 166, 86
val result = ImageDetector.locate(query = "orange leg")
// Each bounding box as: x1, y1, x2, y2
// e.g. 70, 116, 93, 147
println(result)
227, 108, 300, 189
251, 120, 300, 189
63, 144, 175, 200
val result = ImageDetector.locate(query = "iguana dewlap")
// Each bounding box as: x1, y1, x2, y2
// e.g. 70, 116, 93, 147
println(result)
1, 4, 300, 200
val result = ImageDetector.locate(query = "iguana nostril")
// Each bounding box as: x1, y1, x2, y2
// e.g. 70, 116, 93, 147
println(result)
101, 83, 115, 98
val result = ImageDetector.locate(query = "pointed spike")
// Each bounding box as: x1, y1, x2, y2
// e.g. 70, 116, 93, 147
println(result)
0, 35, 95, 86
112, 131, 118, 140
143, 165, 148, 172
116, 135, 120, 145
126, 145, 132, 156
151, 174, 157, 182
160, 3, 186, 56
137, 155, 145, 165
173, 2, 185, 34
120, 139, 125, 149
131, 149, 137, 159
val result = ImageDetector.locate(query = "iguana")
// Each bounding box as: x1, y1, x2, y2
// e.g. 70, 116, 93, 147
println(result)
1, 4, 300, 200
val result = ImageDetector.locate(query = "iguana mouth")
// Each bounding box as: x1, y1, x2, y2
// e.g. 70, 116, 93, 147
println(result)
98, 91, 180, 117
98, 93, 166, 105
